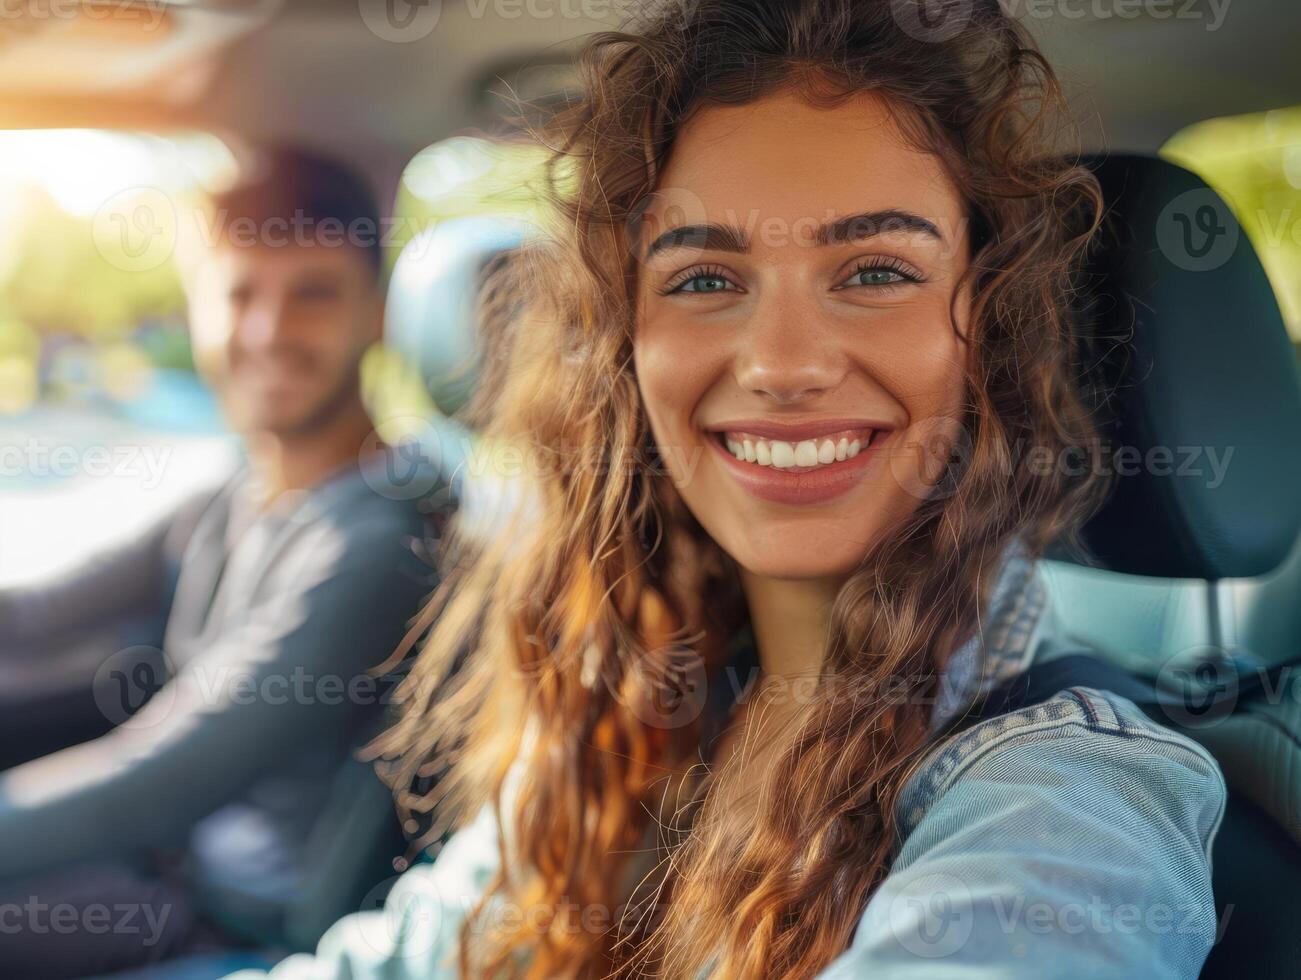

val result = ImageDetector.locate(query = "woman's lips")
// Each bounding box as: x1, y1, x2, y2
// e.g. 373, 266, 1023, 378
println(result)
705, 427, 890, 505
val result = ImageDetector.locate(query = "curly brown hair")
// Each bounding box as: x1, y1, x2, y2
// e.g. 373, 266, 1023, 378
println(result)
371, 1, 1110, 977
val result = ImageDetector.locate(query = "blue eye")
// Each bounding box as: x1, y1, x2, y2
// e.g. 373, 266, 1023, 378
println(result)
848, 268, 905, 286
837, 260, 923, 290
663, 264, 738, 295
678, 274, 731, 293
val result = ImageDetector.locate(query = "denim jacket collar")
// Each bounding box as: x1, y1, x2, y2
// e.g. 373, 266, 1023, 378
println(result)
929, 536, 1047, 733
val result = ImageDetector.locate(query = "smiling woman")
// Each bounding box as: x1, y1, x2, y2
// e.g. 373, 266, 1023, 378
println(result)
231, 2, 1226, 979
634, 89, 972, 580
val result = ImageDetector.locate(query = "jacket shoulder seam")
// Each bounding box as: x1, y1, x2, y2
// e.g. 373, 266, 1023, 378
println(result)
903, 687, 1224, 833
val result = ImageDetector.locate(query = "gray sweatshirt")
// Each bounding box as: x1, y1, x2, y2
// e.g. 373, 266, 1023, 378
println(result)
0, 448, 437, 944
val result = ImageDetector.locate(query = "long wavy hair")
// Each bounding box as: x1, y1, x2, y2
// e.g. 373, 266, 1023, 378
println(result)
372, 1, 1110, 977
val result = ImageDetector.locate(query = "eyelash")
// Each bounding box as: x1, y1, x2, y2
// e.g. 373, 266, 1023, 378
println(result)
835, 256, 926, 290
660, 263, 733, 295
659, 257, 926, 296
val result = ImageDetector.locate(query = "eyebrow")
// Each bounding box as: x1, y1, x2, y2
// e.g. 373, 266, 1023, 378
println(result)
642, 208, 945, 260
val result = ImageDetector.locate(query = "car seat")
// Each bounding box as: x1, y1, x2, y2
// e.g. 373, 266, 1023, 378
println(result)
1036, 153, 1301, 977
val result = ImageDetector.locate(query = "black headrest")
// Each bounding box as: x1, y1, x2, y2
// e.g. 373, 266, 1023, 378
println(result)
1065, 154, 1301, 580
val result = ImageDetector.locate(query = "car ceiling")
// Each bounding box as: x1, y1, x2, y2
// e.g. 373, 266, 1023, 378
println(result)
0, 0, 1296, 204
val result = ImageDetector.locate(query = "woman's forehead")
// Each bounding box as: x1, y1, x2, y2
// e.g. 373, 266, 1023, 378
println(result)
651, 90, 965, 237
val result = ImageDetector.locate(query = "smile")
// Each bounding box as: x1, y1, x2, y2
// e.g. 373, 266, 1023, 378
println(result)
704, 421, 892, 505
720, 427, 878, 471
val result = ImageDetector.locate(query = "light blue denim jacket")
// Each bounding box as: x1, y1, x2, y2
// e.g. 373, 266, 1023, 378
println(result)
230, 543, 1227, 979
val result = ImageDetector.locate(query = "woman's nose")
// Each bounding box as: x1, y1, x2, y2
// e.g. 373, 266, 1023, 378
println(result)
731, 298, 847, 404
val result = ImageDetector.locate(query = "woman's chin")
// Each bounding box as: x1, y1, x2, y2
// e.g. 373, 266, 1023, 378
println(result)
720, 527, 880, 582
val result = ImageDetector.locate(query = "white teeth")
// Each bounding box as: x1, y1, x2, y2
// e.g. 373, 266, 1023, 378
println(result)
720, 429, 877, 470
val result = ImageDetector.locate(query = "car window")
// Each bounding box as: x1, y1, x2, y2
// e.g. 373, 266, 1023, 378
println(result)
1162, 104, 1301, 359
0, 130, 242, 586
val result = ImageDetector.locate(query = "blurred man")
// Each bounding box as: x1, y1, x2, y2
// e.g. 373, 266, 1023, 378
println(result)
0, 148, 437, 977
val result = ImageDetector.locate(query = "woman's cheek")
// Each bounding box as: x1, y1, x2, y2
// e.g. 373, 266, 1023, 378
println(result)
860, 308, 969, 504
634, 319, 690, 473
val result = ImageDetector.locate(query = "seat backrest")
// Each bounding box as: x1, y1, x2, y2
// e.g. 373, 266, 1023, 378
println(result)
280, 721, 411, 952
1042, 154, 1301, 674
1041, 154, 1301, 979
1063, 153, 1301, 581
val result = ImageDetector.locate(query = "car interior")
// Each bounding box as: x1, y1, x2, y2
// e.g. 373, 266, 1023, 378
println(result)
1, 0, 1299, 976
